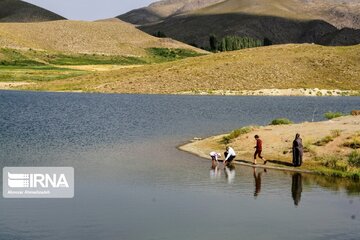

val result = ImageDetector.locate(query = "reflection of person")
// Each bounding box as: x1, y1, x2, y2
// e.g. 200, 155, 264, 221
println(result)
210, 165, 221, 179
224, 165, 235, 184
209, 151, 221, 166
292, 133, 303, 167
224, 146, 236, 166
254, 135, 266, 165
291, 173, 303, 206
253, 168, 262, 198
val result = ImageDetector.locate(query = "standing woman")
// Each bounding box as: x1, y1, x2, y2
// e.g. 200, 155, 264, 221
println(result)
292, 133, 303, 167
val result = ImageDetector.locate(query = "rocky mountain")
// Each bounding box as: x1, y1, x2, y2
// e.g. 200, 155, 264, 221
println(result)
0, 0, 65, 22
297, 0, 360, 29
117, 0, 224, 25
136, 0, 360, 48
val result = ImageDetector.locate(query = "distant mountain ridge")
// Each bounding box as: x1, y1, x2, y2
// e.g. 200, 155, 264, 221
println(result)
119, 0, 360, 29
287, 0, 360, 29
117, 0, 225, 25
135, 0, 360, 48
0, 0, 65, 22
192, 0, 360, 29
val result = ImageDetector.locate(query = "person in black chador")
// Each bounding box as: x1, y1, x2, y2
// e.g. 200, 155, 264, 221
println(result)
292, 133, 303, 167
291, 173, 303, 206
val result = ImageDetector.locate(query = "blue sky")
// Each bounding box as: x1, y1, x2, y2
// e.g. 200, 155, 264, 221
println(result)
25, 0, 157, 20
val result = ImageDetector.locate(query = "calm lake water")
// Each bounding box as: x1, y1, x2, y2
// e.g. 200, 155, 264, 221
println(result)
0, 91, 359, 240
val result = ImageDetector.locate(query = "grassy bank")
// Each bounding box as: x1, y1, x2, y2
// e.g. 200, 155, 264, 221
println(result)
0, 47, 204, 83
0, 65, 86, 82
180, 115, 360, 180
10, 44, 359, 94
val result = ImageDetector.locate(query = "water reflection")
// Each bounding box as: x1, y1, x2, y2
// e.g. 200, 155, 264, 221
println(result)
292, 173, 303, 206
224, 165, 236, 184
302, 174, 360, 195
253, 168, 267, 198
210, 165, 221, 180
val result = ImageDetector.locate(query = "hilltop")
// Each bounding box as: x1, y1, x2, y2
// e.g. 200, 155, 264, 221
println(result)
0, 0, 65, 22
0, 20, 204, 56
138, 0, 360, 48
15, 44, 360, 94
117, 0, 224, 25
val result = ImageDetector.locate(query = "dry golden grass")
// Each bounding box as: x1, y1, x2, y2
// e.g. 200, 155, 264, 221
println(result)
20, 44, 360, 93
0, 20, 204, 56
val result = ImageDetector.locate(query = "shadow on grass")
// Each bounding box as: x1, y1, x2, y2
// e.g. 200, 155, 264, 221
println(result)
234, 159, 294, 167
266, 160, 294, 167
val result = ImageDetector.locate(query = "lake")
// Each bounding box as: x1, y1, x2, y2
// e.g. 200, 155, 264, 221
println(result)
0, 91, 359, 240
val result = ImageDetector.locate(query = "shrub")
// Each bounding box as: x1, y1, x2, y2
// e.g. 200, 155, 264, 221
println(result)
303, 140, 316, 154
322, 156, 339, 169
324, 111, 344, 119
331, 129, 342, 138
320, 155, 347, 171
270, 118, 293, 125
344, 138, 360, 149
148, 48, 202, 60
348, 151, 360, 168
221, 126, 254, 144
314, 135, 334, 146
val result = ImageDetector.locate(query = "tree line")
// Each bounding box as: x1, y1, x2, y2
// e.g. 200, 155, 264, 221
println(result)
209, 35, 272, 52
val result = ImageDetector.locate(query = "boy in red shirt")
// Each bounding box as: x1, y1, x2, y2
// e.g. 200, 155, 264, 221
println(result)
254, 135, 266, 165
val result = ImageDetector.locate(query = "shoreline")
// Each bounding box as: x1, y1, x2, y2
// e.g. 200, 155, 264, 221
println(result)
178, 116, 360, 178
1, 86, 359, 96
177, 88, 360, 97
177, 144, 315, 174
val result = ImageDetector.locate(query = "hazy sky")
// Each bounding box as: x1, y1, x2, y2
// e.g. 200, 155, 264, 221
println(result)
24, 0, 157, 21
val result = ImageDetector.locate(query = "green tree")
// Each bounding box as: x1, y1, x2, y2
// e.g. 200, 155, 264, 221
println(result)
264, 37, 273, 46
216, 35, 263, 52
153, 31, 167, 38
209, 35, 218, 52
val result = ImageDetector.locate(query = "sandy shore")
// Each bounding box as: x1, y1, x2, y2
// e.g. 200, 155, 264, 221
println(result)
179, 115, 360, 175
0, 82, 31, 89
2, 84, 359, 97
178, 88, 359, 96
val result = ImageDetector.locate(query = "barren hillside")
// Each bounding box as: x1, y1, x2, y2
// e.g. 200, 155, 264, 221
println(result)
117, 0, 224, 25
120, 0, 360, 29
0, 0, 65, 22
0, 20, 204, 56
138, 0, 360, 48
